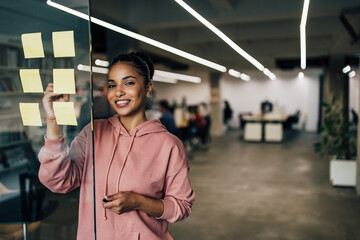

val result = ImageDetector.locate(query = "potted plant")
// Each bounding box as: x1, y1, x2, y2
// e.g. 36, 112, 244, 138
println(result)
314, 96, 357, 187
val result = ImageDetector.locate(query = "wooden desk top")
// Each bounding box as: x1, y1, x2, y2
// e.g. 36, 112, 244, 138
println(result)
242, 114, 288, 122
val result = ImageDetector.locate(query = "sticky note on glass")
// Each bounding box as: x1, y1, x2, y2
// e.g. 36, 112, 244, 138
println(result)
53, 102, 77, 126
19, 69, 43, 93
21, 33, 45, 59
53, 69, 76, 94
52, 31, 75, 58
19, 103, 42, 126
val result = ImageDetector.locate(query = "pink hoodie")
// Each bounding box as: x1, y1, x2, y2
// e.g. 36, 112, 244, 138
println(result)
38, 115, 195, 240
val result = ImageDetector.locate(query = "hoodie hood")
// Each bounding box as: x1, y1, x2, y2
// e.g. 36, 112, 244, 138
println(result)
108, 115, 168, 137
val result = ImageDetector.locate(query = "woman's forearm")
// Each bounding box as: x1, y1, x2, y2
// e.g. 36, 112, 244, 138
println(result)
46, 118, 63, 140
136, 195, 164, 218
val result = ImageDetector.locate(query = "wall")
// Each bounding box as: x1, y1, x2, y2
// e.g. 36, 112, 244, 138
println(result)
152, 68, 210, 106
220, 69, 321, 132
145, 67, 322, 133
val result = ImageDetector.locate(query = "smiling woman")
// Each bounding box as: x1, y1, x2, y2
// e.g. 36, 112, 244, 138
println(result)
38, 52, 195, 240
106, 53, 153, 131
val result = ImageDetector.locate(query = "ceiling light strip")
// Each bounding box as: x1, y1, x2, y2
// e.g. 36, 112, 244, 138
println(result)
240, 73, 250, 81
228, 69, 241, 78
77, 64, 109, 74
154, 70, 201, 83
228, 69, 250, 81
47, 0, 226, 72
300, 0, 310, 70
152, 75, 178, 84
95, 59, 109, 67
349, 71, 356, 78
342, 65, 351, 74
174, 0, 264, 72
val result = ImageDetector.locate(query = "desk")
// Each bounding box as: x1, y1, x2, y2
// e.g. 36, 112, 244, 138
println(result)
242, 115, 287, 142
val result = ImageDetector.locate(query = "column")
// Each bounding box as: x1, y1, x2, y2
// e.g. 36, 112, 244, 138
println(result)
209, 72, 223, 137
322, 55, 349, 121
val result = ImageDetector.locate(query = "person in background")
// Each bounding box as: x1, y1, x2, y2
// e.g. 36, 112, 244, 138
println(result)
159, 99, 176, 135
261, 99, 273, 114
39, 52, 194, 240
78, 84, 116, 132
189, 106, 207, 146
199, 102, 211, 143
223, 100, 233, 126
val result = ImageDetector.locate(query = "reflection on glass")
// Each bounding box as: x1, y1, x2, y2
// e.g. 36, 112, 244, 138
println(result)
0, 0, 91, 239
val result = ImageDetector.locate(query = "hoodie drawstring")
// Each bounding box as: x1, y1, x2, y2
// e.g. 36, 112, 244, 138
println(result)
116, 129, 138, 192
103, 131, 121, 220
103, 128, 138, 220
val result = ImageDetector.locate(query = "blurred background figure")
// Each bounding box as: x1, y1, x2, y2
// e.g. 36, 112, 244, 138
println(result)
78, 83, 116, 132
199, 102, 212, 143
223, 100, 233, 130
261, 99, 273, 115
159, 99, 176, 135
189, 105, 207, 150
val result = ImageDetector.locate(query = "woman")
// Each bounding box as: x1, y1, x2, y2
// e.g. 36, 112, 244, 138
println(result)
38, 52, 195, 240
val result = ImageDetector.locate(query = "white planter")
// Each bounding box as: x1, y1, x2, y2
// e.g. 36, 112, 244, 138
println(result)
330, 159, 357, 187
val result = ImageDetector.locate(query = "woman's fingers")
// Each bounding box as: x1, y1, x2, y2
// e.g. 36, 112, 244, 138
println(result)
103, 198, 120, 209
43, 83, 70, 102
42, 83, 71, 120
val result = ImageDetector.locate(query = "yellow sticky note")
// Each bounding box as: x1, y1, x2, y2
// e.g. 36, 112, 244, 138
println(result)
53, 69, 76, 94
19, 103, 42, 126
52, 31, 75, 58
21, 33, 45, 58
53, 102, 77, 126
19, 69, 43, 93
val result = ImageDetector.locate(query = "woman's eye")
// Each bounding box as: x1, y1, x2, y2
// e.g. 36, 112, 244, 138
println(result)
107, 84, 116, 89
125, 82, 135, 86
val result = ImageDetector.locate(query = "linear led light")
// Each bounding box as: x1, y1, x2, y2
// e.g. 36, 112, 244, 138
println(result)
300, 0, 310, 70
47, 0, 226, 73
228, 69, 250, 81
95, 59, 109, 67
228, 69, 241, 78
342, 65, 351, 74
240, 73, 250, 81
174, 0, 264, 72
349, 71, 356, 78
269, 73, 276, 81
263, 68, 271, 76
298, 72, 304, 79
152, 75, 178, 84
262, 68, 277, 80
154, 70, 201, 83
77, 64, 109, 74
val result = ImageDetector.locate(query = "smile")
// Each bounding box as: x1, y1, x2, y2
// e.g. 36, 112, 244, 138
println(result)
115, 100, 131, 107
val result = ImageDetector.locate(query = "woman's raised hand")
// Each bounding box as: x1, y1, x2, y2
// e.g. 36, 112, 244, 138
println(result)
43, 83, 69, 139
42, 83, 70, 121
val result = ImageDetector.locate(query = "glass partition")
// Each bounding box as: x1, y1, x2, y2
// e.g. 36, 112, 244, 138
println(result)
0, 0, 92, 239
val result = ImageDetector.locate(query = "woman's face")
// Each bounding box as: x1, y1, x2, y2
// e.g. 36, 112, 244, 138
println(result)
107, 62, 152, 118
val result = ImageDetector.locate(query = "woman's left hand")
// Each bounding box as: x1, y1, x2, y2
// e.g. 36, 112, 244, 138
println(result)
102, 191, 140, 215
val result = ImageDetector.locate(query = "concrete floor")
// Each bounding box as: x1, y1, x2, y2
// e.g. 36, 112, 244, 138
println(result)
29, 130, 360, 240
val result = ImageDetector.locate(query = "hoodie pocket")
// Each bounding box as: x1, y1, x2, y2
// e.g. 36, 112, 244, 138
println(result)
97, 228, 139, 240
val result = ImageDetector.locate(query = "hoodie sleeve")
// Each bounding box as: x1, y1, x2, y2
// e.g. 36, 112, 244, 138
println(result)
157, 139, 195, 223
38, 125, 89, 193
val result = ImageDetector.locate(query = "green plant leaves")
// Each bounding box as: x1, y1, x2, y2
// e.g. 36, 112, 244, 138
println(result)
314, 95, 357, 160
